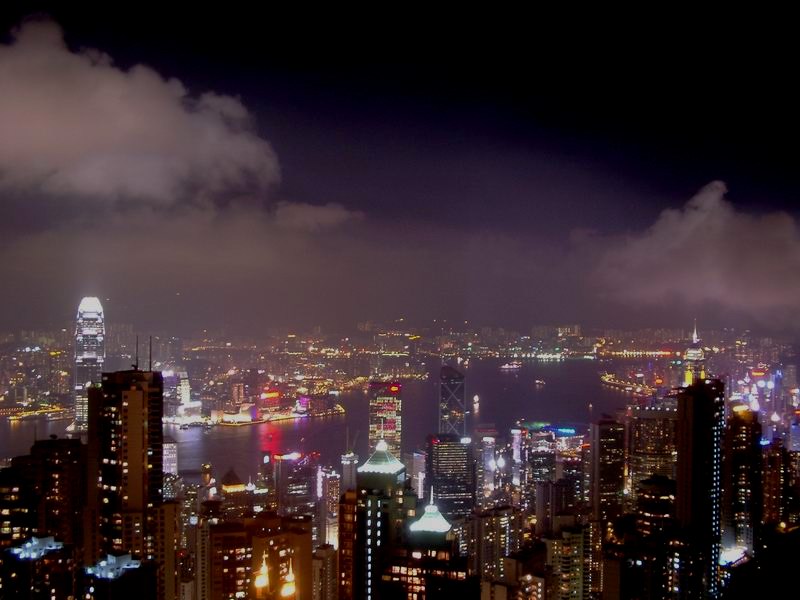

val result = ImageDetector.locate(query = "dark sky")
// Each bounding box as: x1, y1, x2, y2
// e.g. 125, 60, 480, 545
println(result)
1, 5, 799, 333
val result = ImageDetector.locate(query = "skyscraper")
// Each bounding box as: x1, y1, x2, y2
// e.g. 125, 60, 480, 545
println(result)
439, 366, 466, 436
723, 404, 762, 555
73, 296, 105, 431
367, 382, 402, 457
425, 433, 475, 520
84, 368, 177, 600
627, 403, 678, 498
676, 379, 724, 599
590, 417, 625, 523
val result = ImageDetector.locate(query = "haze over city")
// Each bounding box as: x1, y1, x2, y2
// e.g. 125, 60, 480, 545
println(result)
1, 8, 799, 334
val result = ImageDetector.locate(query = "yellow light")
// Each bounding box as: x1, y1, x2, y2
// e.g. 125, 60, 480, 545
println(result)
280, 558, 296, 597
254, 553, 268, 589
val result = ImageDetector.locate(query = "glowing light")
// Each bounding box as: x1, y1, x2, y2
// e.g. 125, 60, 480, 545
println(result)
280, 559, 296, 597
254, 553, 269, 589
389, 385, 400, 393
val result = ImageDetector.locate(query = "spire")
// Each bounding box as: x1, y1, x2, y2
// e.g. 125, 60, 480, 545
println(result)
429, 485, 435, 505
692, 319, 699, 345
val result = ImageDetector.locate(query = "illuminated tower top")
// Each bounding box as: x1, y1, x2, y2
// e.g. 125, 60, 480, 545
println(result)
73, 296, 105, 430
683, 320, 706, 386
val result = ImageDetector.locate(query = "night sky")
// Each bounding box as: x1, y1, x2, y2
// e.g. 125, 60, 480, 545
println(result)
1, 5, 798, 333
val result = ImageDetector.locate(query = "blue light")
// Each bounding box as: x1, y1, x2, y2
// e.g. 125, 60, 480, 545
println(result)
760, 439, 771, 446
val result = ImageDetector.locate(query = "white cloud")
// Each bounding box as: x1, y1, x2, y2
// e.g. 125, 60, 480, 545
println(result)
595, 181, 800, 322
0, 18, 280, 203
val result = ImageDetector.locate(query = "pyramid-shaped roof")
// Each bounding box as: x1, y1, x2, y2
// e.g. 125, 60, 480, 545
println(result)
357, 439, 405, 475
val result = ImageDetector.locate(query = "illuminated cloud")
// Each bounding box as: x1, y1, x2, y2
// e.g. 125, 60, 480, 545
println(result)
0, 18, 279, 203
595, 181, 800, 323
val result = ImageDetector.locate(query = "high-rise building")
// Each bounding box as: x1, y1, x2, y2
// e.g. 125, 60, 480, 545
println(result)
590, 418, 625, 523
455, 505, 525, 581
676, 379, 724, 599
723, 404, 762, 555
682, 324, 706, 387
425, 434, 475, 520
163, 436, 179, 477
627, 403, 678, 498
312, 544, 338, 600
340, 452, 359, 493
543, 521, 591, 600
317, 467, 341, 547
439, 366, 466, 436
367, 382, 402, 457
84, 369, 178, 600
73, 297, 105, 431
338, 440, 415, 600
762, 437, 792, 526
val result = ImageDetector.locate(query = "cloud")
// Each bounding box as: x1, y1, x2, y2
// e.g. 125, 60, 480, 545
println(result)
273, 201, 364, 231
0, 18, 279, 203
594, 181, 800, 324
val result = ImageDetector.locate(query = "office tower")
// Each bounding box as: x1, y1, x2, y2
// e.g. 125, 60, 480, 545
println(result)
456, 505, 525, 581
73, 296, 105, 431
163, 436, 179, 476
535, 479, 574, 536
439, 365, 466, 435
312, 544, 338, 600
255, 451, 278, 512
340, 452, 358, 493
590, 417, 625, 523
682, 323, 706, 387
602, 475, 681, 600
627, 403, 678, 497
763, 438, 792, 525
337, 490, 357, 600
404, 450, 427, 499
722, 405, 762, 555
317, 467, 341, 547
676, 379, 724, 599
274, 453, 318, 522
543, 521, 591, 600
0, 463, 37, 549
477, 436, 497, 507
201, 513, 311, 600
340, 439, 415, 600
425, 434, 475, 520
381, 492, 476, 598
367, 381, 402, 457
28, 437, 87, 546
84, 369, 178, 600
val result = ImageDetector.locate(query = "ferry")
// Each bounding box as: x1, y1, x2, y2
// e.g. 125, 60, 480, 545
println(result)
534, 379, 546, 387
500, 361, 522, 371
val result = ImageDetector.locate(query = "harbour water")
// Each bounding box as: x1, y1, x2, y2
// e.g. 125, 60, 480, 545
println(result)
0, 358, 630, 478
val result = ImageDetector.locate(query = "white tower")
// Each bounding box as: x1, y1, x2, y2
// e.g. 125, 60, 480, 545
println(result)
73, 296, 105, 431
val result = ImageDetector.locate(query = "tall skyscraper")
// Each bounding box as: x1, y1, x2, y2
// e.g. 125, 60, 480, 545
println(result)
84, 369, 177, 600
682, 323, 706, 387
340, 451, 359, 493
676, 379, 724, 599
73, 296, 105, 431
339, 439, 415, 600
590, 417, 625, 523
367, 382, 402, 457
627, 403, 678, 498
425, 433, 475, 520
439, 365, 466, 436
723, 404, 762, 555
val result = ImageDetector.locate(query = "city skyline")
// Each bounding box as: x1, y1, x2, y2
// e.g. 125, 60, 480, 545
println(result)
2, 6, 800, 600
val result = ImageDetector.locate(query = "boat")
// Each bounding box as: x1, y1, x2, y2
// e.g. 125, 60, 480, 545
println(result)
500, 361, 522, 371
180, 424, 189, 430
534, 379, 546, 387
